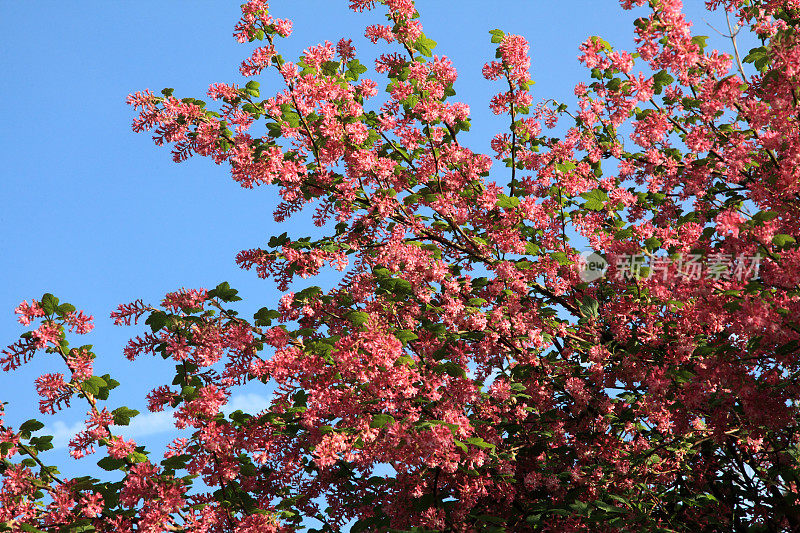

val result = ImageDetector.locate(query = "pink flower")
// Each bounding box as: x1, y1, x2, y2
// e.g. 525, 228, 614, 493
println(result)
349, 0, 377, 12
337, 38, 356, 62
279, 292, 295, 312
107, 436, 137, 459
386, 0, 416, 18
239, 45, 275, 77
162, 288, 207, 311
272, 18, 292, 37
303, 41, 335, 71
34, 373, 71, 414
564, 377, 590, 404
207, 82, 239, 101
482, 61, 503, 81
79, 492, 104, 518
64, 310, 94, 334
31, 321, 62, 349
499, 34, 531, 83
264, 326, 289, 348
14, 300, 45, 326
365, 24, 395, 44
66, 349, 94, 381
345, 121, 369, 145
358, 79, 378, 98
179, 385, 227, 422
489, 378, 512, 401
715, 209, 744, 238
146, 385, 176, 412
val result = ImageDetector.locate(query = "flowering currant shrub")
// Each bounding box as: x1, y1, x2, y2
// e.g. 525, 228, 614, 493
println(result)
4, 0, 800, 531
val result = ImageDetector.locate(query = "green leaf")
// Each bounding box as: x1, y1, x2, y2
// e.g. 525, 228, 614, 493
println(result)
475, 514, 506, 527
207, 281, 242, 302
40, 293, 59, 315
570, 501, 591, 515
145, 311, 168, 332
435, 361, 466, 378
414, 35, 437, 57
369, 414, 395, 429
672, 368, 695, 384
266, 122, 282, 137
18, 523, 47, 533
345, 59, 367, 81
652, 69, 674, 94
644, 236, 661, 251
593, 501, 620, 513
55, 303, 76, 317
395, 355, 416, 367
392, 279, 413, 294
464, 437, 496, 449
691, 35, 709, 50
403, 193, 420, 206
62, 521, 95, 533
550, 251, 572, 265
752, 210, 778, 223
496, 194, 520, 209
743, 46, 770, 71
489, 29, 505, 44
351, 515, 389, 533
268, 232, 290, 248
30, 435, 53, 452
579, 296, 599, 318
80, 376, 107, 396
777, 339, 799, 355
181, 385, 197, 400
19, 419, 44, 434
283, 111, 300, 128
128, 452, 148, 463
589, 36, 611, 51
614, 228, 633, 240
394, 330, 418, 346
347, 311, 370, 326
321, 60, 340, 76
579, 189, 609, 211
112, 407, 140, 426
102, 375, 119, 391
161, 453, 192, 470
773, 234, 796, 248
514, 260, 533, 271
254, 307, 281, 326
96, 456, 125, 471
347, 59, 367, 76
654, 70, 674, 85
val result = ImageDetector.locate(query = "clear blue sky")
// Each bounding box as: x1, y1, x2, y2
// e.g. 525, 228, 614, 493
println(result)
0, 0, 738, 477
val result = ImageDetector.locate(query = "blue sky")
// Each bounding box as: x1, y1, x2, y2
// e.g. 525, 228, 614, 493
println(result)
0, 0, 740, 478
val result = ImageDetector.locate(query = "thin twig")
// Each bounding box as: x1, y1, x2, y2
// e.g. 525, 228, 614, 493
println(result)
725, 11, 747, 80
